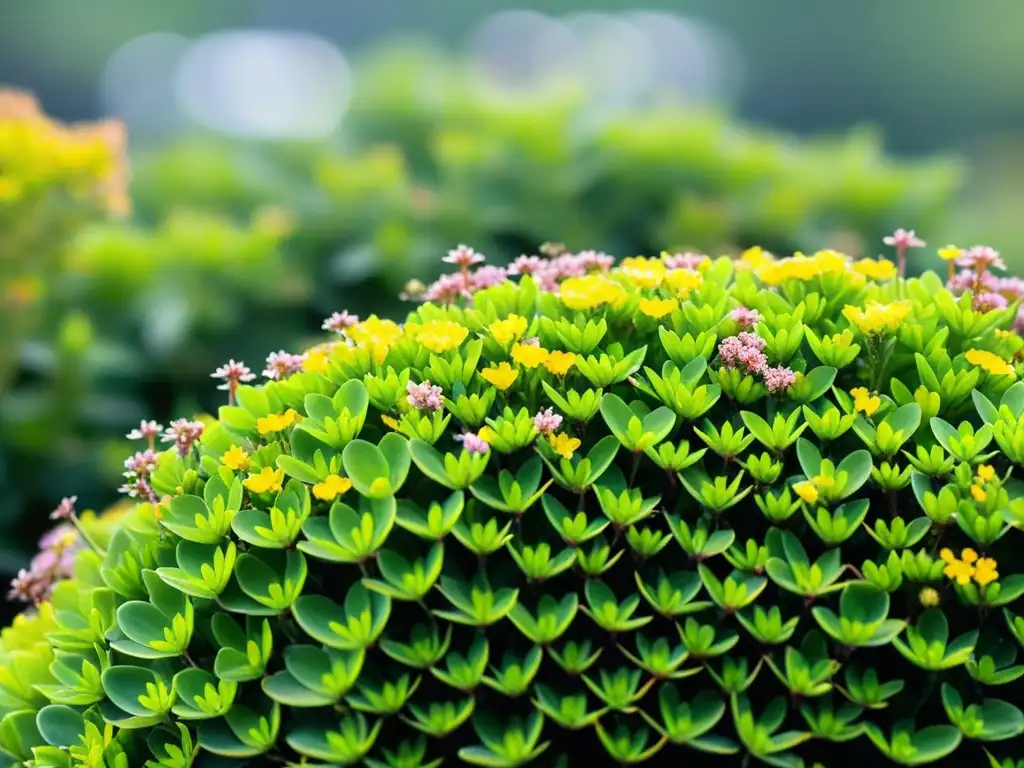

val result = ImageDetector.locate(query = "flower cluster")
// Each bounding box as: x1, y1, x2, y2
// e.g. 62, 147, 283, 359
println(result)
4, 231, 1024, 768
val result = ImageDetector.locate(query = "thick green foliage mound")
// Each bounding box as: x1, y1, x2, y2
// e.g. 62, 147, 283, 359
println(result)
3, 241, 1024, 768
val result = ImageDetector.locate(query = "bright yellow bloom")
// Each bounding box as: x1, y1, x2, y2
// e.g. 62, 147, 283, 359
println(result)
489, 314, 528, 346
619, 257, 666, 288
412, 320, 469, 354
221, 446, 250, 471
735, 246, 774, 271
918, 587, 940, 607
852, 258, 898, 280
638, 297, 678, 319
976, 465, 996, 482
312, 474, 352, 501
302, 349, 330, 373
549, 432, 581, 460
939, 548, 974, 585
960, 548, 978, 564
512, 343, 550, 369
664, 269, 703, 297
756, 250, 849, 285
478, 426, 496, 444
966, 349, 1015, 376
544, 351, 577, 377
257, 409, 301, 436
381, 414, 400, 431
480, 362, 519, 390
842, 301, 911, 335
793, 481, 819, 504
850, 387, 881, 417
347, 316, 402, 362
558, 274, 627, 310
243, 467, 284, 495
974, 557, 999, 586
938, 245, 962, 261
970, 484, 988, 503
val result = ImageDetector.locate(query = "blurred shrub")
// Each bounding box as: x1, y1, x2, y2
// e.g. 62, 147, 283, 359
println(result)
0, 45, 962, 585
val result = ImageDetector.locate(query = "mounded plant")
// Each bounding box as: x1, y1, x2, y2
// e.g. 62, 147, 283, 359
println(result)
3, 235, 1024, 767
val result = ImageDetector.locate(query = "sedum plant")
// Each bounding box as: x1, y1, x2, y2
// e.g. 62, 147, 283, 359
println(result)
4, 233, 1024, 767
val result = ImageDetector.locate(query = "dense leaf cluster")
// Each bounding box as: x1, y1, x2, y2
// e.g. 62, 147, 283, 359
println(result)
3, 243, 1023, 768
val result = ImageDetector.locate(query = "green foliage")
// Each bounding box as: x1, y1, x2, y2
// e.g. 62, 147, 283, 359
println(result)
8, 237, 1024, 768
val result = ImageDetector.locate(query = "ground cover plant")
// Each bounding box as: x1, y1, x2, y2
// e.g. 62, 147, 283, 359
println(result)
2, 234, 1023, 767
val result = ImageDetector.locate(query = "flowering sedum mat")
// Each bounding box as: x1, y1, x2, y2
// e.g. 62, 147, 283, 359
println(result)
3, 235, 1024, 767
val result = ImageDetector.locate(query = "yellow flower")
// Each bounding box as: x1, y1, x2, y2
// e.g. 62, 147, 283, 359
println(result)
478, 426, 496, 444
544, 351, 577, 377
257, 409, 301, 436
942, 558, 975, 586
346, 316, 402, 362
966, 349, 1015, 376
736, 246, 774, 271
970, 484, 987, 503
381, 414, 401, 431
312, 474, 352, 501
512, 343, 551, 369
489, 314, 528, 346
480, 362, 519, 391
243, 467, 284, 495
549, 432, 581, 460
664, 269, 703, 297
938, 245, 962, 261
852, 258, 898, 280
793, 481, 819, 504
619, 257, 666, 289
842, 301, 911, 335
918, 587, 940, 607
558, 274, 627, 310
960, 548, 978, 564
221, 446, 250, 471
413, 320, 469, 354
974, 557, 998, 586
302, 349, 330, 373
850, 387, 881, 417
638, 297, 678, 319
976, 465, 996, 482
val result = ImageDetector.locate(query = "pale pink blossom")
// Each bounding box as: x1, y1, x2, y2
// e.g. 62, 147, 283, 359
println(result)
533, 408, 563, 435
730, 307, 761, 330
763, 365, 797, 394
664, 252, 707, 270
455, 431, 490, 454
470, 265, 508, 291
883, 228, 926, 250
443, 244, 485, 268
322, 311, 359, 332
262, 351, 304, 381
423, 272, 472, 303
127, 420, 163, 442
212, 359, 255, 391
50, 496, 77, 521
406, 380, 444, 411
957, 245, 1006, 273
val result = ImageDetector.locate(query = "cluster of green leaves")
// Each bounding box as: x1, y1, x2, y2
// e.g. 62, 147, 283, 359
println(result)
0, 44, 961, 579
3, 245, 1023, 767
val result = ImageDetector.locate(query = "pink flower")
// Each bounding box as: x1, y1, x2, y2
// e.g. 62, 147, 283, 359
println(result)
763, 365, 797, 395
8, 569, 48, 603
508, 255, 546, 276
737, 332, 767, 351
957, 245, 1006, 273
974, 292, 1008, 313
423, 273, 472, 303
948, 269, 998, 295
455, 431, 490, 454
1014, 306, 1024, 334
664, 252, 707, 270
119, 476, 157, 501
212, 359, 255, 391
719, 333, 768, 375
127, 420, 163, 442
443, 244, 485, 268
124, 449, 158, 477
162, 419, 205, 458
730, 307, 761, 330
262, 351, 304, 381
997, 277, 1024, 300
406, 380, 444, 411
470, 265, 508, 291
50, 496, 77, 521
883, 229, 926, 249
322, 311, 359, 332
533, 408, 563, 435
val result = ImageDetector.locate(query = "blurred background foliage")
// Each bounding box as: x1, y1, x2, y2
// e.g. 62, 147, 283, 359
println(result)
1, 0, 1021, 615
